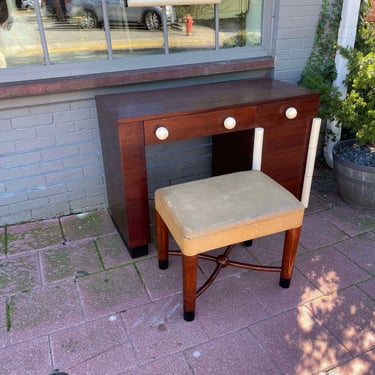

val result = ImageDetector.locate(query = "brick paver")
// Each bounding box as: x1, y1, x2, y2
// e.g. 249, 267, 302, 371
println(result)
249, 307, 352, 374
296, 246, 370, 295
0, 254, 40, 296
77, 265, 151, 320
40, 240, 103, 284
6, 219, 63, 255
8, 281, 84, 344
60, 210, 117, 241
51, 317, 138, 374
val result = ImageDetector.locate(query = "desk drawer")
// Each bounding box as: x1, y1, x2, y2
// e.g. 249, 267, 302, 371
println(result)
256, 97, 318, 124
144, 106, 256, 144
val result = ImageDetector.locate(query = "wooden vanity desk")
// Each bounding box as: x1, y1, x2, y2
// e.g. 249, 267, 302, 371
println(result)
96, 78, 319, 257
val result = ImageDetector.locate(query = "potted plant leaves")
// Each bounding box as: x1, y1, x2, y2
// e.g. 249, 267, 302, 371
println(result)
332, 1, 375, 207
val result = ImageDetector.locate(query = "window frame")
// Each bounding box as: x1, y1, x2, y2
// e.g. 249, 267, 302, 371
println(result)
0, 0, 274, 85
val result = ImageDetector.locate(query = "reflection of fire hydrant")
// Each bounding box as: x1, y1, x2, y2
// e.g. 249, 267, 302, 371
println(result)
184, 14, 193, 36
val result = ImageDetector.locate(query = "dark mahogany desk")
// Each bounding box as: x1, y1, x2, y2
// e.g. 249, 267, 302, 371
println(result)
96, 78, 319, 257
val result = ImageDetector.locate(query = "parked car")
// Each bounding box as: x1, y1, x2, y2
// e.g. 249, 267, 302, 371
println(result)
21, 0, 36, 9
45, 0, 176, 30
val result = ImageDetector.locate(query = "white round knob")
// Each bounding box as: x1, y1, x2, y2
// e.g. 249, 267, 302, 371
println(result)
285, 107, 298, 119
155, 126, 169, 140
224, 116, 236, 130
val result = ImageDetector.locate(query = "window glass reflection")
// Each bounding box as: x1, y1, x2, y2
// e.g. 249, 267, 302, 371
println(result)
43, 0, 109, 63
111, 1, 166, 58
168, 0, 262, 53
170, 4, 215, 52
225, 0, 263, 48
0, 0, 264, 69
0, 0, 44, 67
221, 0, 262, 48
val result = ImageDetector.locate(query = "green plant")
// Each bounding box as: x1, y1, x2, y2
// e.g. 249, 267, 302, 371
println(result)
298, 0, 343, 120
335, 1, 375, 146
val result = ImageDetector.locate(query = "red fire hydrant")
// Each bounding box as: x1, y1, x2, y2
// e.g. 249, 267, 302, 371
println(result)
184, 14, 193, 36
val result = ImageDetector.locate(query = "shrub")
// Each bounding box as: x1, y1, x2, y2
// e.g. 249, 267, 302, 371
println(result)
336, 4, 375, 146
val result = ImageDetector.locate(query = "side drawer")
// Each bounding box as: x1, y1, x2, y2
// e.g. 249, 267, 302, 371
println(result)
255, 97, 319, 125
144, 106, 256, 145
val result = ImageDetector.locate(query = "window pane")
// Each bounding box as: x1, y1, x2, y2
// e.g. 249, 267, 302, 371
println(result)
0, 1, 44, 67
112, 1, 165, 58
167, 0, 263, 54
170, 4, 215, 53
0, 0, 264, 70
221, 0, 262, 48
44, 0, 109, 63
46, 0, 168, 61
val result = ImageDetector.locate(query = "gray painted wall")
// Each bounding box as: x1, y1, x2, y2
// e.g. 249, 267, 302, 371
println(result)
273, 0, 322, 83
0, 1, 322, 226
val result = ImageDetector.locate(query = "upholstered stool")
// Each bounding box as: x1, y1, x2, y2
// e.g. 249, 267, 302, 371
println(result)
155, 170, 304, 321
155, 119, 321, 321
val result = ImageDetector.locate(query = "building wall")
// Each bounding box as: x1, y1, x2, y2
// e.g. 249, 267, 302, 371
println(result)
273, 0, 322, 83
0, 98, 105, 225
0, 1, 322, 226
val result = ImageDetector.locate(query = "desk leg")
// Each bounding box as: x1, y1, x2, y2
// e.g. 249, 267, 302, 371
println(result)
114, 122, 150, 258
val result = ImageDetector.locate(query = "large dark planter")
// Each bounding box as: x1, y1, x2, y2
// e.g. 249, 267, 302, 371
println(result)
333, 139, 375, 208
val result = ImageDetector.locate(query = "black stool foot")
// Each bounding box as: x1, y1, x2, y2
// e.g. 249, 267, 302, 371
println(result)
184, 311, 195, 322
243, 240, 253, 247
159, 260, 168, 270
279, 278, 291, 288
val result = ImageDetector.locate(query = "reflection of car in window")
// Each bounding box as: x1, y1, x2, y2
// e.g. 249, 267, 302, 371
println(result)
21, 0, 37, 10
45, 0, 176, 30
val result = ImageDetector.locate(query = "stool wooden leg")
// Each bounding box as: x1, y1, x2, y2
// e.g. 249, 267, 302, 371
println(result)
156, 211, 169, 270
183, 254, 198, 321
279, 226, 301, 288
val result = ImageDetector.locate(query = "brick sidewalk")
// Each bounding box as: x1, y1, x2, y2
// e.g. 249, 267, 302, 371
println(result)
0, 166, 374, 375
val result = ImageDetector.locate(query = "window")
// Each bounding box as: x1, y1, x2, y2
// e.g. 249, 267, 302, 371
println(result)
0, 0, 270, 82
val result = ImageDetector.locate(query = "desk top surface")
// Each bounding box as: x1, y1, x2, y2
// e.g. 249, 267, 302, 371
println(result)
95, 78, 318, 122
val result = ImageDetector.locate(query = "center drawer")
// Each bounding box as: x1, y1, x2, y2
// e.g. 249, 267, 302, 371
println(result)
144, 106, 256, 145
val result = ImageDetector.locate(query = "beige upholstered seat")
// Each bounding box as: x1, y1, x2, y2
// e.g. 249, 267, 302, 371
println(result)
156, 170, 305, 256
155, 119, 321, 321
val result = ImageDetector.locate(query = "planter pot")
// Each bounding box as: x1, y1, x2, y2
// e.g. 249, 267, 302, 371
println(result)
333, 139, 375, 208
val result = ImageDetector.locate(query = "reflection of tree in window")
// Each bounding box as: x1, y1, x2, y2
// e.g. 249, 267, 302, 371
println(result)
174, 1, 262, 48
0, 0, 9, 25
221, 0, 263, 48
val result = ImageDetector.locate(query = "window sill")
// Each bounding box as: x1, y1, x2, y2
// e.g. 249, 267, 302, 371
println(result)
0, 57, 274, 99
